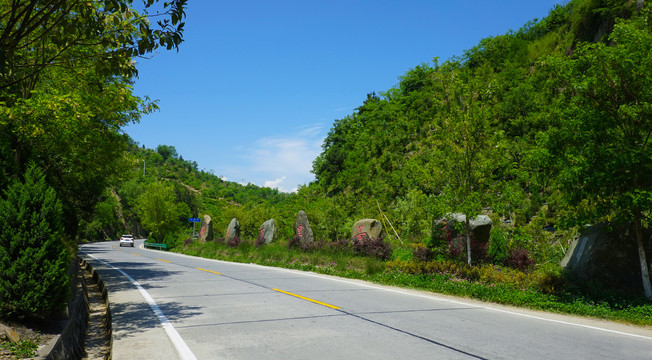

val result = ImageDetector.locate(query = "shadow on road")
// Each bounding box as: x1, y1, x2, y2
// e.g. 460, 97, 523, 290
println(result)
111, 300, 203, 340
81, 252, 205, 340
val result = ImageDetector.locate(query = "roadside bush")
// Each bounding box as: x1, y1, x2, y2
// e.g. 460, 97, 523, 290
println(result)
352, 234, 392, 260
288, 235, 302, 249
255, 234, 266, 247
412, 246, 435, 262
161, 231, 183, 249
503, 247, 535, 271
488, 227, 509, 264
227, 236, 241, 247
0, 164, 70, 319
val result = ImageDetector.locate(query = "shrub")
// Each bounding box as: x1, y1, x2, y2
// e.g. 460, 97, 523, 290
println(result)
327, 238, 352, 252
488, 228, 509, 264
255, 234, 266, 247
0, 164, 70, 319
161, 232, 182, 249
288, 235, 302, 249
352, 234, 392, 260
503, 247, 535, 271
227, 236, 241, 247
412, 246, 435, 262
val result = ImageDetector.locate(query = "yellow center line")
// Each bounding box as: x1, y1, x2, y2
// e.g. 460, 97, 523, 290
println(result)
197, 268, 222, 275
157, 259, 172, 263
272, 288, 340, 310
131, 253, 141, 256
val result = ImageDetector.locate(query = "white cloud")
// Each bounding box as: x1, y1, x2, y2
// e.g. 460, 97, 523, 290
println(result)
237, 124, 326, 192
264, 176, 286, 189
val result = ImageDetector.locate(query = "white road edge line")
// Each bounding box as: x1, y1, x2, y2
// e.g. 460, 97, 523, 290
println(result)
81, 250, 198, 360
137, 242, 652, 341
157, 249, 652, 341
287, 267, 652, 341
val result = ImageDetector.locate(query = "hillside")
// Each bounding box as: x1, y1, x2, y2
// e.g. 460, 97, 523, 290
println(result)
82, 0, 651, 296
2, 0, 649, 329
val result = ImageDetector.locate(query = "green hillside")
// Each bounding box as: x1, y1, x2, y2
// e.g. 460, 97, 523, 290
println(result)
1, 0, 651, 322
92, 0, 651, 301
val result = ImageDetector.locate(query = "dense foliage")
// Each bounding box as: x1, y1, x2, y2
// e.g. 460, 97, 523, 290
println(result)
0, 0, 187, 319
0, 164, 69, 319
88, 0, 651, 301
2, 0, 651, 320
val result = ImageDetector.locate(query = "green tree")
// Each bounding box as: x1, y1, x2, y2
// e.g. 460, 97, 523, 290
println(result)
544, 13, 652, 298
136, 181, 188, 241
429, 63, 500, 265
0, 1, 188, 234
0, 164, 70, 319
0, 0, 187, 92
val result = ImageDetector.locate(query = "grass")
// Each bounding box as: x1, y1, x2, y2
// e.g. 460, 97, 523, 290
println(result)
0, 339, 39, 358
174, 239, 652, 327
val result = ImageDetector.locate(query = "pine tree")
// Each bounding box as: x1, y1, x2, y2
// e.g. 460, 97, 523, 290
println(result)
0, 164, 70, 319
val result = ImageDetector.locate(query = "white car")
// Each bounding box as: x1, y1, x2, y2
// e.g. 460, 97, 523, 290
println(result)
119, 234, 134, 247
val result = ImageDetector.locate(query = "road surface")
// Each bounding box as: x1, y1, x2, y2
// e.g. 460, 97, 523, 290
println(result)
79, 240, 652, 359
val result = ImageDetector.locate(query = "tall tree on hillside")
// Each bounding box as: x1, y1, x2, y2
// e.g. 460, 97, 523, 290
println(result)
544, 12, 652, 299
136, 181, 188, 241
430, 62, 501, 265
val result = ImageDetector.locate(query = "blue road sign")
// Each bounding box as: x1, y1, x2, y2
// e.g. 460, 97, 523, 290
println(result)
188, 217, 201, 223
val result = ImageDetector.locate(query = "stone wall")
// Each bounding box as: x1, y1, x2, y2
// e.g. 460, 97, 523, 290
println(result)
46, 258, 112, 360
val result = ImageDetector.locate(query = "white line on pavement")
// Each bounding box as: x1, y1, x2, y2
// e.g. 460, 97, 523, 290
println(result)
81, 251, 198, 360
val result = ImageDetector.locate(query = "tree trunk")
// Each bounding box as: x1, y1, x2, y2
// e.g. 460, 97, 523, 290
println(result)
466, 217, 472, 266
634, 211, 652, 300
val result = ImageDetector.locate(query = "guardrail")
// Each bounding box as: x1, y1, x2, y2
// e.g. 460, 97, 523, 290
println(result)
144, 242, 167, 251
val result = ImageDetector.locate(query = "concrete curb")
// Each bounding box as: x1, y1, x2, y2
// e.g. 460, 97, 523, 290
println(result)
43, 257, 112, 360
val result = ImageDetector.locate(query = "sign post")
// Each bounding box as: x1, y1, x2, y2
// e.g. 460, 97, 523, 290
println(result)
188, 217, 201, 239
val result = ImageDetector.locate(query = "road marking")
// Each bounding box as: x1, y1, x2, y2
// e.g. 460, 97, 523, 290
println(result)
272, 269, 652, 341
131, 253, 142, 256
81, 251, 197, 360
197, 268, 222, 275
272, 288, 341, 309
111, 247, 652, 341
157, 258, 172, 263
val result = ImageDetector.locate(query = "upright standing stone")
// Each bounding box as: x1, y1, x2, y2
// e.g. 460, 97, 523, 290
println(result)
198, 215, 213, 243
294, 210, 314, 244
352, 219, 383, 241
259, 219, 277, 244
226, 218, 241, 241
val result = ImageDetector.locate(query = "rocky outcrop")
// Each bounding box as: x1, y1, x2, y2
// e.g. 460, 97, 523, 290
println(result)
561, 223, 651, 290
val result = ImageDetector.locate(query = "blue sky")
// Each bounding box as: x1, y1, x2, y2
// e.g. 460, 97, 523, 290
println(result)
126, 0, 565, 192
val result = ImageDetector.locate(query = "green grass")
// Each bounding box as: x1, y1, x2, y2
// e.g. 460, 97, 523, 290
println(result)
0, 339, 39, 358
174, 239, 652, 327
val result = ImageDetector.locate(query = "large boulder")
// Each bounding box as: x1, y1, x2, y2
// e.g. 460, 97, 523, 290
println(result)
226, 218, 241, 241
259, 219, 277, 244
352, 219, 383, 241
561, 223, 651, 291
434, 213, 492, 242
198, 215, 213, 243
294, 210, 314, 244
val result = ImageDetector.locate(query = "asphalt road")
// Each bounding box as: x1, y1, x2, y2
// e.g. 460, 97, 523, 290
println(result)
79, 240, 652, 360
